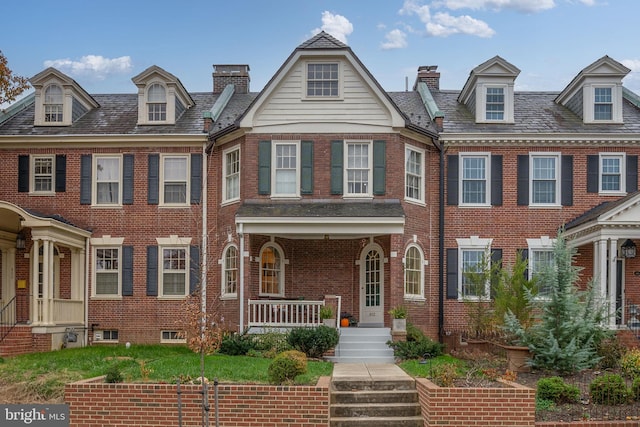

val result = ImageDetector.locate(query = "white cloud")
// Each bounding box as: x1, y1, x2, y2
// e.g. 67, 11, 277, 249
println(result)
438, 0, 556, 13
44, 55, 133, 80
380, 29, 408, 50
622, 59, 640, 93
311, 11, 354, 44
400, 0, 495, 38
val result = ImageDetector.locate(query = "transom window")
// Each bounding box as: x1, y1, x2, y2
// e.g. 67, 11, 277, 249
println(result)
222, 245, 238, 298
594, 87, 613, 121
260, 244, 284, 296
307, 63, 339, 97
485, 87, 504, 120
223, 148, 240, 202
273, 142, 299, 197
404, 245, 424, 299
530, 154, 560, 205
44, 84, 63, 123
600, 153, 625, 193
32, 156, 54, 193
161, 247, 187, 296
95, 248, 120, 296
95, 156, 121, 205
346, 142, 371, 196
147, 83, 167, 122
162, 155, 188, 205
405, 147, 424, 203
461, 154, 489, 205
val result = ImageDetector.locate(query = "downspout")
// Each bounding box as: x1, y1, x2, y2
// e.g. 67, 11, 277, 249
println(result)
201, 145, 208, 318
238, 224, 245, 331
438, 142, 445, 343
84, 237, 90, 347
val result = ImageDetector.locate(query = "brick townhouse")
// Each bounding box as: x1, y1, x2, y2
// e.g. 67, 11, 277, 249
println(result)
0, 31, 639, 356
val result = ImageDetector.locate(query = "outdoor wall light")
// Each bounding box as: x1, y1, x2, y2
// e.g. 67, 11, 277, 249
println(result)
621, 239, 637, 259
15, 231, 25, 249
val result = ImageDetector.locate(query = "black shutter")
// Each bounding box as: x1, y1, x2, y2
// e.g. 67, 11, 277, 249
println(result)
55, 155, 66, 192
190, 245, 200, 294
190, 153, 202, 204
80, 154, 92, 205
447, 155, 459, 205
148, 154, 159, 205
490, 249, 503, 298
330, 140, 344, 195
122, 246, 134, 296
517, 155, 529, 206
18, 155, 29, 192
627, 155, 638, 193
146, 246, 158, 296
258, 141, 271, 195
520, 249, 529, 281
586, 155, 598, 193
446, 248, 458, 299
122, 154, 134, 205
301, 141, 314, 195
561, 155, 573, 206
491, 155, 503, 206
373, 140, 386, 195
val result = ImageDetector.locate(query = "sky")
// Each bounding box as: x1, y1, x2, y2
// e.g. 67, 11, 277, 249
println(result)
3, 0, 640, 102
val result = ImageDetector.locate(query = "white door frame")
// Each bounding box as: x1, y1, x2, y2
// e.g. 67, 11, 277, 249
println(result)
359, 242, 384, 326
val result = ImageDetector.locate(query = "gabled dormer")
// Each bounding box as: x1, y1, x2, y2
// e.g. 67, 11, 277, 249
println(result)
132, 66, 195, 125
555, 56, 630, 124
29, 68, 99, 126
457, 56, 520, 124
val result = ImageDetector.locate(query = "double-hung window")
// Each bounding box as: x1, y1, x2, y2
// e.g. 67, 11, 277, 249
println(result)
161, 247, 188, 297
594, 87, 613, 121
272, 141, 299, 197
530, 154, 560, 206
460, 154, 489, 205
162, 155, 188, 205
44, 84, 63, 123
485, 87, 504, 121
222, 245, 238, 298
95, 248, 120, 296
32, 155, 54, 193
405, 147, 424, 203
527, 237, 555, 298
223, 148, 240, 202
94, 155, 121, 205
600, 153, 625, 193
147, 83, 167, 122
346, 142, 371, 197
306, 63, 339, 97
457, 237, 492, 300
404, 245, 424, 299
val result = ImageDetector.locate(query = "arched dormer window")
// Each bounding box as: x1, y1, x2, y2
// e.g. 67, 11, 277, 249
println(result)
44, 84, 63, 123
147, 83, 167, 122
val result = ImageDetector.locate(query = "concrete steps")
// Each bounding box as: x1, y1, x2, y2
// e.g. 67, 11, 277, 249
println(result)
326, 327, 395, 363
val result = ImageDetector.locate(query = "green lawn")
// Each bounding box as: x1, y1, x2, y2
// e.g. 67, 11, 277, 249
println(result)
0, 344, 334, 402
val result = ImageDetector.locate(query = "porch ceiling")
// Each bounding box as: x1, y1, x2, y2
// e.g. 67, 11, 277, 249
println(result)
236, 200, 405, 239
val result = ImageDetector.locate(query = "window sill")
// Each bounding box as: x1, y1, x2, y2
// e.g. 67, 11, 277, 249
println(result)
157, 295, 188, 300
599, 191, 627, 197
404, 198, 426, 207
158, 204, 191, 208
529, 204, 562, 209
221, 198, 241, 208
404, 296, 426, 302
91, 204, 123, 209
29, 192, 55, 196
220, 295, 238, 301
343, 195, 373, 200
458, 204, 491, 208
91, 296, 123, 300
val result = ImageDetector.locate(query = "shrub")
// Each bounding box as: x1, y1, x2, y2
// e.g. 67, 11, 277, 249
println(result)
589, 374, 629, 405
287, 326, 338, 359
388, 337, 443, 360
597, 338, 624, 370
267, 350, 307, 384
429, 363, 459, 387
253, 331, 292, 357
631, 377, 640, 402
536, 376, 580, 404
218, 332, 255, 356
105, 364, 123, 383
621, 348, 640, 379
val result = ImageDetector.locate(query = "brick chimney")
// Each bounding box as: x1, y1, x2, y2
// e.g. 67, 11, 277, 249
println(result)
213, 64, 250, 94
415, 65, 440, 91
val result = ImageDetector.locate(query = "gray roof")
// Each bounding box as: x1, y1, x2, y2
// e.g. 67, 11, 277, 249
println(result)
236, 200, 405, 218
431, 90, 640, 135
565, 191, 640, 230
0, 92, 217, 136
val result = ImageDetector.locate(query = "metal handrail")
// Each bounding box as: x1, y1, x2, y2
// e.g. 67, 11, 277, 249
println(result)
0, 296, 17, 343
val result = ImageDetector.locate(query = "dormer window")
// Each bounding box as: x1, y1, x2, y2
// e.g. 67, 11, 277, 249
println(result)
147, 84, 167, 122
44, 84, 63, 123
594, 87, 613, 120
485, 87, 504, 121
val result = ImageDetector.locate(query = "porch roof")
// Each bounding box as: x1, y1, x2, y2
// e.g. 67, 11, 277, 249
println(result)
235, 200, 405, 239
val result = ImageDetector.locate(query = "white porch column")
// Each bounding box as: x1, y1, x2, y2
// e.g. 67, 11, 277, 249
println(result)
31, 239, 40, 324
608, 238, 618, 328
596, 239, 608, 305
70, 248, 84, 300
42, 238, 52, 325
1, 247, 16, 322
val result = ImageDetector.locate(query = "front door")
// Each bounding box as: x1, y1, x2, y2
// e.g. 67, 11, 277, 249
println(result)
359, 243, 384, 326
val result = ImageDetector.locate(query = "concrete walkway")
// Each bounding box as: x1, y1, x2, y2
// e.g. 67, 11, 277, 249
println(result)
332, 363, 412, 381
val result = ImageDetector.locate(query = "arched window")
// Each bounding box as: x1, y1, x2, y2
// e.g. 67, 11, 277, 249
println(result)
404, 245, 424, 299
147, 83, 167, 121
44, 84, 63, 122
260, 243, 284, 296
222, 245, 238, 298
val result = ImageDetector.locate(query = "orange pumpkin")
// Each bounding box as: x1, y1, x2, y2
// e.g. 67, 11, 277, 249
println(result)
340, 318, 350, 328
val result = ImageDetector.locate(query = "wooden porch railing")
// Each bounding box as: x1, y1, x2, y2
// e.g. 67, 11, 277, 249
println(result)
35, 299, 84, 325
248, 300, 324, 328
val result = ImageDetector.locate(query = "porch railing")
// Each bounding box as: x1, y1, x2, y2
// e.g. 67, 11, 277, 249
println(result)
35, 299, 84, 325
248, 300, 324, 328
0, 296, 17, 343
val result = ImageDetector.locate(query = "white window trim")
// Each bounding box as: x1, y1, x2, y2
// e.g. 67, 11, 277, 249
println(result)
302, 61, 343, 101
136, 80, 178, 125
529, 152, 561, 207
160, 154, 190, 207
161, 330, 186, 344
599, 152, 626, 195
222, 146, 241, 205
30, 154, 55, 195
271, 140, 301, 199
459, 152, 491, 207
344, 140, 373, 199
527, 236, 555, 299
220, 244, 238, 300
259, 242, 285, 297
90, 236, 125, 299
403, 244, 425, 300
476, 83, 514, 124
456, 236, 493, 301
405, 145, 425, 205
584, 84, 623, 124
95, 330, 119, 343
157, 235, 192, 299
92, 154, 123, 207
